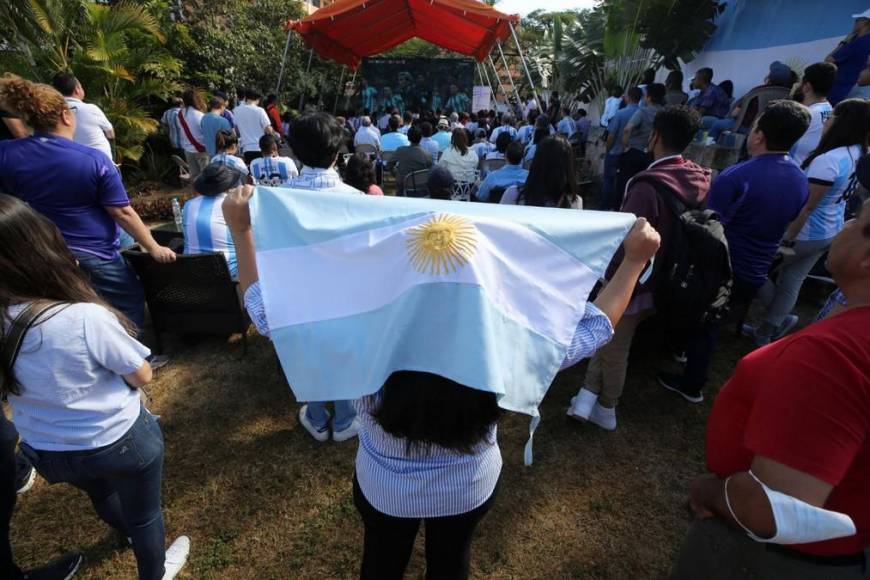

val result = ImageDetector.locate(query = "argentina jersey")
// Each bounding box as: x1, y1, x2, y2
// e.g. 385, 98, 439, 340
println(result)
250, 156, 299, 186
182, 193, 237, 277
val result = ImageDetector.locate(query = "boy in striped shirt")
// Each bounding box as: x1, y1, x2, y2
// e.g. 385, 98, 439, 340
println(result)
249, 134, 299, 186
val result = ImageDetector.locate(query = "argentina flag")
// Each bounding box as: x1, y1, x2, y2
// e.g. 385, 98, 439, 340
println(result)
250, 187, 635, 419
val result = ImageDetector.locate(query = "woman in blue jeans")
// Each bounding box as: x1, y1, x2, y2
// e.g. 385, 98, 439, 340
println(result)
0, 194, 189, 580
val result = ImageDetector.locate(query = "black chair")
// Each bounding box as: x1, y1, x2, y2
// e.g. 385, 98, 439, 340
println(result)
124, 250, 250, 355
402, 169, 430, 198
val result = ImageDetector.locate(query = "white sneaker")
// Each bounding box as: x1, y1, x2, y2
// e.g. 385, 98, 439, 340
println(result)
333, 417, 361, 442
567, 388, 598, 421
162, 535, 190, 580
298, 405, 330, 442
588, 403, 617, 431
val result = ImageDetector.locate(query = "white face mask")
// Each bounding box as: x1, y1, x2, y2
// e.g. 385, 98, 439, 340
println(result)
727, 472, 857, 545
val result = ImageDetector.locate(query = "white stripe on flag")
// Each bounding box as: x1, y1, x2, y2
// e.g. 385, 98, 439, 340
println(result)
257, 212, 597, 346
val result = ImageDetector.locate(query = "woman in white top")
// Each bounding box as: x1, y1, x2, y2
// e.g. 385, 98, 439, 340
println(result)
0, 194, 189, 580
178, 89, 208, 179
437, 129, 479, 182
501, 135, 583, 209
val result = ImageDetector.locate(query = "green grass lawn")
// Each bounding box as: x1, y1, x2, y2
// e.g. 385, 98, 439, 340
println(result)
8, 291, 827, 579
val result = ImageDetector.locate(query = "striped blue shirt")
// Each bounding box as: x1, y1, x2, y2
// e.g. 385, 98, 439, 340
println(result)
182, 193, 237, 277
161, 106, 182, 149
210, 153, 248, 188
244, 280, 612, 516
250, 155, 299, 186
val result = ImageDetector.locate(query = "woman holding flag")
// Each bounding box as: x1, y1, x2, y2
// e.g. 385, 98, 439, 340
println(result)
222, 167, 660, 578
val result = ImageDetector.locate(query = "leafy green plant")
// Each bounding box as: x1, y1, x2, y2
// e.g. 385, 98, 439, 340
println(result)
0, 0, 182, 163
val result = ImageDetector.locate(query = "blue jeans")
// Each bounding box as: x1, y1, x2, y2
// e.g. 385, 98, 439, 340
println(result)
600, 153, 621, 210
307, 401, 356, 431
701, 116, 735, 141
74, 251, 145, 330
20, 407, 166, 580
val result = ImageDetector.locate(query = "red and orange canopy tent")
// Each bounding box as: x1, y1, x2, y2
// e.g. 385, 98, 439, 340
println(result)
277, 0, 537, 109
285, 0, 519, 70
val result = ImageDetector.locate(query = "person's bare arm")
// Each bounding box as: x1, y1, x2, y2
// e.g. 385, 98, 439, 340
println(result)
104, 205, 176, 263
2, 117, 28, 138
621, 122, 634, 150
222, 185, 259, 294
783, 182, 827, 242
592, 218, 660, 327
104, 128, 115, 140
689, 456, 834, 539
123, 360, 153, 389
605, 129, 616, 151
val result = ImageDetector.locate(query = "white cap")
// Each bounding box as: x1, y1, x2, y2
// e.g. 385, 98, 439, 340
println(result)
853, 9, 870, 19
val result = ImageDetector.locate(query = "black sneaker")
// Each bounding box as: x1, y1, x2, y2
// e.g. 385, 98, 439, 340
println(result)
657, 372, 704, 404
23, 553, 83, 580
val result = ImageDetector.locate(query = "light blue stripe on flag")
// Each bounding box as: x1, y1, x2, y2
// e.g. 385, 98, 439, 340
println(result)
270, 283, 565, 415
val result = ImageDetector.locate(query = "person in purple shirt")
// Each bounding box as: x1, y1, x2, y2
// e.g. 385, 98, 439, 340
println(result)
0, 75, 175, 329
693, 68, 731, 123
826, 11, 870, 104
659, 100, 811, 396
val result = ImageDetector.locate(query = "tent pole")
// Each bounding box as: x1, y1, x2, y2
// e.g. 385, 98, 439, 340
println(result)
509, 22, 541, 114
488, 55, 509, 113
297, 48, 314, 112
479, 60, 497, 110
275, 29, 293, 95
497, 41, 522, 112
344, 68, 358, 111
332, 67, 347, 114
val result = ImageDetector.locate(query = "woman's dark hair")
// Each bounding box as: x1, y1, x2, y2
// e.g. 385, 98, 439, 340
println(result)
451, 127, 469, 156
532, 127, 548, 145
495, 131, 512, 154
718, 80, 734, 100
372, 371, 501, 454
265, 93, 277, 107
802, 98, 870, 169
182, 88, 204, 111
642, 67, 657, 85
420, 121, 433, 138
344, 153, 376, 192
523, 135, 578, 208
215, 129, 238, 153
290, 112, 343, 169
0, 195, 134, 396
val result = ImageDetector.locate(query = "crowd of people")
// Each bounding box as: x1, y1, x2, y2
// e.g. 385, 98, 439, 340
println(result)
0, 10, 868, 579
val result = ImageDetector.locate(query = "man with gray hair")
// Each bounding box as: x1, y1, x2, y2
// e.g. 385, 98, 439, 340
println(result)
354, 115, 381, 150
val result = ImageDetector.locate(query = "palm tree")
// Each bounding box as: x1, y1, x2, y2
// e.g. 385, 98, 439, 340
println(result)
0, 0, 181, 163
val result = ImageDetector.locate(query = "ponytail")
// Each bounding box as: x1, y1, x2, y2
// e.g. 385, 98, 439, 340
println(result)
215, 129, 238, 153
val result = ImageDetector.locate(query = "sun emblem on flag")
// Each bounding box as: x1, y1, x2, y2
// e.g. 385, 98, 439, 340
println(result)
407, 213, 478, 276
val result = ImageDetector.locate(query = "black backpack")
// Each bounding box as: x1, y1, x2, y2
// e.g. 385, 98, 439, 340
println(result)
634, 176, 733, 330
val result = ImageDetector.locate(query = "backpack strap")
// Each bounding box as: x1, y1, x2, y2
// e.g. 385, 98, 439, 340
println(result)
1, 301, 68, 389
629, 174, 689, 217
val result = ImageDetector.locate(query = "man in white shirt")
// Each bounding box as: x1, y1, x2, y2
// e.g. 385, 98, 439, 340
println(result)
791, 62, 836, 166
354, 116, 381, 150
489, 115, 517, 144
233, 88, 273, 165
51, 73, 114, 162
600, 87, 624, 128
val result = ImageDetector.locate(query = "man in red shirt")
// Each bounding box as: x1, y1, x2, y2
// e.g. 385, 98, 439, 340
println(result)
673, 198, 870, 578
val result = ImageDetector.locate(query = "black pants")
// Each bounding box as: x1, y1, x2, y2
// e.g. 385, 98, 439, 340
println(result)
614, 148, 652, 207
680, 277, 762, 391
0, 412, 20, 578
353, 475, 498, 580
